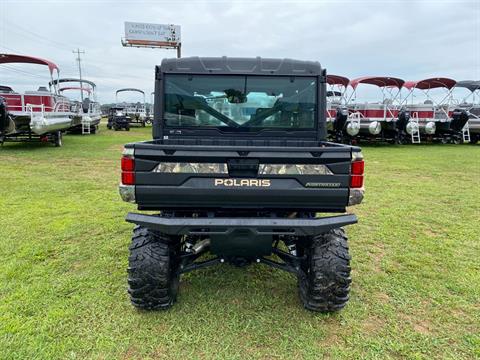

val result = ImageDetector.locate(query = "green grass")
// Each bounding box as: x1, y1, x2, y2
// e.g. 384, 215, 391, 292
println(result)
0, 125, 479, 359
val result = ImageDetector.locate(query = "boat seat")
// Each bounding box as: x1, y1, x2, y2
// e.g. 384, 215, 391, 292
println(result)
0, 85, 15, 93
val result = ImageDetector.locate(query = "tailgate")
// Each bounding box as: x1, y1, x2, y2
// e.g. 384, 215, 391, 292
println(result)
130, 143, 353, 212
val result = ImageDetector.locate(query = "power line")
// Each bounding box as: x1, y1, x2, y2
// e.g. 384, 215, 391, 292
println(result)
0, 64, 48, 79
0, 44, 19, 53
4, 19, 75, 51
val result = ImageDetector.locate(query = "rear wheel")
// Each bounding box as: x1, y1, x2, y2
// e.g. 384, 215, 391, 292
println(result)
125, 125, 130, 131
127, 226, 180, 310
298, 228, 351, 312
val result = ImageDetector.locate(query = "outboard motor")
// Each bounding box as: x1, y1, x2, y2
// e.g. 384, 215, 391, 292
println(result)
397, 109, 410, 132
333, 106, 348, 132
0, 97, 7, 138
82, 98, 91, 114
450, 109, 469, 131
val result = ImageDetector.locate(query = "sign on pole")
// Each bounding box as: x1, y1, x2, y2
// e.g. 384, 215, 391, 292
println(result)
121, 22, 182, 57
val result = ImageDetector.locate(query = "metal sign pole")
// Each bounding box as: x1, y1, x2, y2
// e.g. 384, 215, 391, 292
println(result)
176, 43, 181, 58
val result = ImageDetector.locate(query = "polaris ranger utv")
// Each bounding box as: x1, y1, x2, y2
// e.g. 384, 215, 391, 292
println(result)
119, 57, 365, 312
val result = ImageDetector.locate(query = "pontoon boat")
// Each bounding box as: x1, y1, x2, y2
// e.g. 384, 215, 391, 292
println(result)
453, 80, 480, 143
402, 78, 468, 143
347, 76, 405, 143
0, 53, 73, 146
50, 78, 102, 134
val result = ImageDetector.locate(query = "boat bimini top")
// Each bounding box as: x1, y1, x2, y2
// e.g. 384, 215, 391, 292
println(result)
115, 88, 146, 113
59, 86, 92, 95
0, 53, 61, 93
403, 78, 457, 121
347, 76, 405, 122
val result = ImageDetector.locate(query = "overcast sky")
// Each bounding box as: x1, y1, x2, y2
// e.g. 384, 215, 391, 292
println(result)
0, 0, 479, 103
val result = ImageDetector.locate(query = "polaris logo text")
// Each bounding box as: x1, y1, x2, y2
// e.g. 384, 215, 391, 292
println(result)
214, 179, 271, 187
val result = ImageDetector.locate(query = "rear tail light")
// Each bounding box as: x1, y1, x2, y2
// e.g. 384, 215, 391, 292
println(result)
350, 174, 364, 188
121, 171, 135, 185
121, 156, 135, 172
121, 148, 135, 185
351, 160, 364, 175
350, 151, 364, 189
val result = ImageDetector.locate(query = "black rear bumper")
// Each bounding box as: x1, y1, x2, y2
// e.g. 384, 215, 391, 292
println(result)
125, 212, 358, 236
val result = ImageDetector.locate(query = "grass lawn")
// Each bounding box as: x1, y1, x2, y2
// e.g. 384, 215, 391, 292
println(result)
0, 125, 479, 359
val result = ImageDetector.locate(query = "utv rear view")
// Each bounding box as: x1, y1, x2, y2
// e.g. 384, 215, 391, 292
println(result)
107, 106, 130, 131
119, 57, 365, 312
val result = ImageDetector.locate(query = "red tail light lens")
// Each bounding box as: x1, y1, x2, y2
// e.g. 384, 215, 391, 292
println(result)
121, 156, 135, 171
351, 160, 364, 175
350, 160, 364, 188
350, 175, 364, 188
122, 171, 135, 185
121, 155, 135, 185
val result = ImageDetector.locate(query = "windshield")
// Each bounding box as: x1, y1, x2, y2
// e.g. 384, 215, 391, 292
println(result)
164, 74, 317, 130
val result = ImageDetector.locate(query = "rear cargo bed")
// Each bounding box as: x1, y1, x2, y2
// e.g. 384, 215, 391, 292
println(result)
126, 140, 358, 212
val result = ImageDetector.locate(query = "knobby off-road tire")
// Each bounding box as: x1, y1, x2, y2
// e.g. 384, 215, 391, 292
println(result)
127, 226, 180, 310
298, 228, 351, 312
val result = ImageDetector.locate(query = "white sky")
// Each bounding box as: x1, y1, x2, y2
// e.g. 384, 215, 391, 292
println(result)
0, 0, 479, 103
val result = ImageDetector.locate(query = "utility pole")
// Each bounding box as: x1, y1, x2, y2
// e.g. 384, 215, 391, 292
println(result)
72, 48, 85, 101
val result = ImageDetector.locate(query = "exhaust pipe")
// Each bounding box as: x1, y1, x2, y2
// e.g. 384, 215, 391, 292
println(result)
192, 239, 210, 254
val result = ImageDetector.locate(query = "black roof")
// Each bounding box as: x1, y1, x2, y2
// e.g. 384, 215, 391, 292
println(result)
455, 80, 480, 92
160, 56, 322, 76
116, 88, 145, 95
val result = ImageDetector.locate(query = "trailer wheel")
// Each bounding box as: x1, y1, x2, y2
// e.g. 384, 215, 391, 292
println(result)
128, 226, 180, 310
298, 228, 351, 312
54, 131, 63, 147
126, 125, 130, 131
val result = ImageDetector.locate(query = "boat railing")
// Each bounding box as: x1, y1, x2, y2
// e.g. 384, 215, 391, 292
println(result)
347, 111, 362, 128
434, 105, 450, 121
26, 104, 45, 120
88, 102, 101, 115
53, 98, 71, 113
349, 103, 397, 122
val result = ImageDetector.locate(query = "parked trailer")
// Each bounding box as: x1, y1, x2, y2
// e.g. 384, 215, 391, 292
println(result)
452, 80, 480, 144
0, 53, 73, 146
50, 78, 102, 134
115, 88, 147, 127
347, 77, 405, 143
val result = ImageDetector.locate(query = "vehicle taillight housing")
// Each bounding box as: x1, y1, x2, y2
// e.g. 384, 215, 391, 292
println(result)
121, 149, 135, 185
350, 153, 364, 188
